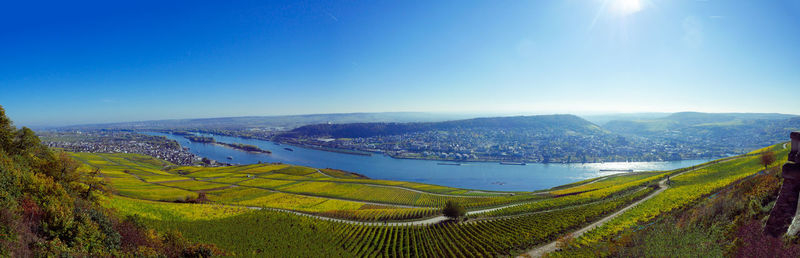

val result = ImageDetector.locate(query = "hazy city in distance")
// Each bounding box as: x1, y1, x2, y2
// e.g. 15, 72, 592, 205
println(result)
2, 1, 800, 257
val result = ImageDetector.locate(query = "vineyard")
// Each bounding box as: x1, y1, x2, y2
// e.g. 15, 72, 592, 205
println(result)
70, 142, 788, 256
73, 152, 551, 221
319, 206, 441, 222
470, 170, 665, 218
113, 185, 653, 256
549, 144, 790, 256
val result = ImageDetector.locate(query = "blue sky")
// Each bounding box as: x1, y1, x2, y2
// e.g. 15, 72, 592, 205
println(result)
1, 0, 800, 126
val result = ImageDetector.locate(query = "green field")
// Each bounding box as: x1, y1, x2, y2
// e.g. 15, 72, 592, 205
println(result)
70, 142, 789, 256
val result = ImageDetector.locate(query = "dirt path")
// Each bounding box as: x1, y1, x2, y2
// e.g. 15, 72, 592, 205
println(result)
519, 183, 668, 257
241, 197, 553, 226
229, 187, 646, 226
150, 179, 194, 184
315, 169, 335, 178
518, 158, 735, 257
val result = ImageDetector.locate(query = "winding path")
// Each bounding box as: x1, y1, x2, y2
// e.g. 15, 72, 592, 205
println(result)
518, 156, 741, 257
224, 186, 648, 226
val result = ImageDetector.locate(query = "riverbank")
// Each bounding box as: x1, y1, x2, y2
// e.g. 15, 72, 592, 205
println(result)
196, 131, 720, 167
170, 130, 723, 164
274, 139, 723, 164
141, 131, 713, 192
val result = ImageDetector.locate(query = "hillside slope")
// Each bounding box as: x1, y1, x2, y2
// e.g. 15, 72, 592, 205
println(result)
546, 144, 800, 257
0, 105, 221, 257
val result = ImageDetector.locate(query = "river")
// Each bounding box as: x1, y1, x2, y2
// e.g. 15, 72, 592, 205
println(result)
143, 132, 710, 191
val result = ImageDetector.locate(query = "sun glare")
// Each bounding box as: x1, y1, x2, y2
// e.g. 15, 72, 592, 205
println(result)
613, 0, 643, 15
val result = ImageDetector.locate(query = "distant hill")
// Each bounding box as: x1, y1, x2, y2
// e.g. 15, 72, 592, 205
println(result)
604, 112, 800, 152
278, 112, 800, 163
604, 112, 797, 135
284, 114, 604, 138
46, 112, 481, 131
580, 112, 671, 125
43, 111, 800, 163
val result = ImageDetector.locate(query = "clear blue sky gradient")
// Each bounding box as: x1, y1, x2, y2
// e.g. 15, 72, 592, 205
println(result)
2, 0, 800, 126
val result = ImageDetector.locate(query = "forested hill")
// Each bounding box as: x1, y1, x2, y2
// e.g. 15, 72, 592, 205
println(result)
283, 114, 603, 138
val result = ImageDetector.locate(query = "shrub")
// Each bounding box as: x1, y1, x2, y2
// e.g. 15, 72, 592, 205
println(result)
442, 201, 465, 219
760, 151, 776, 170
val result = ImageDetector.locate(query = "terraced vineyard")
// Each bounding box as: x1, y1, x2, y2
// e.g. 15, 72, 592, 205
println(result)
572, 148, 788, 246
70, 142, 788, 256
73, 152, 553, 220
326, 187, 654, 257
545, 144, 791, 257
474, 172, 665, 218
320, 206, 440, 222
113, 183, 654, 256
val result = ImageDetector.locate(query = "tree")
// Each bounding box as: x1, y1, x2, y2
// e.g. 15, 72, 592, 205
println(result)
442, 201, 466, 219
37, 151, 82, 186
760, 151, 776, 171
0, 105, 15, 152
83, 167, 110, 200
12, 127, 40, 155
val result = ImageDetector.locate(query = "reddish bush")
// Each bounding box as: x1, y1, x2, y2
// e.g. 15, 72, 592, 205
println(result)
19, 197, 42, 233
1, 204, 39, 257
113, 216, 157, 253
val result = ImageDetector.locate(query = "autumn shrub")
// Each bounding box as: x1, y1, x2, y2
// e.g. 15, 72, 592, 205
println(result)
442, 200, 466, 219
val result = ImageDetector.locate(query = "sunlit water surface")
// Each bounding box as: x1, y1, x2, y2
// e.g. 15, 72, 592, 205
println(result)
143, 132, 710, 191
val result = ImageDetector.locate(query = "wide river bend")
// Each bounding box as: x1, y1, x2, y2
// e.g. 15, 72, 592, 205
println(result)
144, 132, 710, 191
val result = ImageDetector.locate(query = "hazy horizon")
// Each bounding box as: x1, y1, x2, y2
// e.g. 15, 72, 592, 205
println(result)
19, 110, 800, 129
2, 0, 800, 126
